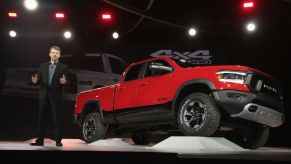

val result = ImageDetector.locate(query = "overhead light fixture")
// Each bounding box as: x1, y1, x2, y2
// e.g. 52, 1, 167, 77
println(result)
102, 14, 111, 20
63, 31, 72, 39
188, 28, 197, 36
243, 2, 254, 8
8, 12, 18, 18
112, 32, 119, 39
246, 22, 256, 32
9, 30, 17, 38
55, 12, 65, 19
24, 0, 38, 11
101, 12, 112, 22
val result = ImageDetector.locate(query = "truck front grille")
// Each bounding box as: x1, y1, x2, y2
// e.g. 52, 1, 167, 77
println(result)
248, 74, 282, 99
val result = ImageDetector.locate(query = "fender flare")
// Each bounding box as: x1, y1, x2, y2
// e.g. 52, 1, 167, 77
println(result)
80, 100, 104, 123
170, 79, 216, 115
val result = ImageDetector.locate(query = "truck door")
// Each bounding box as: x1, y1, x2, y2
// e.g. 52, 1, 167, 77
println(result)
114, 63, 145, 110
135, 59, 174, 107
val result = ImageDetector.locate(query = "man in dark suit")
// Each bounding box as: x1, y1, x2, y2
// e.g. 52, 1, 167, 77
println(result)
30, 45, 69, 147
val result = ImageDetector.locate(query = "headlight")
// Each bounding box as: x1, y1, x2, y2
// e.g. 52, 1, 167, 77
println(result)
216, 71, 247, 84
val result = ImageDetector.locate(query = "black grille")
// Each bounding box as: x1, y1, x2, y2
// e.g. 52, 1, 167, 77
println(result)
260, 81, 279, 98
248, 74, 282, 98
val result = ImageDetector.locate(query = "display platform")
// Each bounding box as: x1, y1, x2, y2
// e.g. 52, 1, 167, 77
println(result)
0, 137, 291, 163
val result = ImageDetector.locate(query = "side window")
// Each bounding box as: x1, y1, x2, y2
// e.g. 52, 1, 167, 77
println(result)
62, 56, 104, 72
81, 56, 104, 72
124, 64, 144, 82
145, 60, 173, 78
109, 57, 126, 75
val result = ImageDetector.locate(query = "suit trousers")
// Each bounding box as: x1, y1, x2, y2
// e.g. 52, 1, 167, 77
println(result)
36, 91, 62, 143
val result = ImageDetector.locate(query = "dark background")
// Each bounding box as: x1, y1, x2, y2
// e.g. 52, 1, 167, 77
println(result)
0, 0, 290, 147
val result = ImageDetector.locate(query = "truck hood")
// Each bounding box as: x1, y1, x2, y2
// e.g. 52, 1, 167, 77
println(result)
191, 65, 273, 78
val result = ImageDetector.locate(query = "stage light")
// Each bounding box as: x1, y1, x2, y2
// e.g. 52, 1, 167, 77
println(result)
63, 31, 72, 39
188, 28, 197, 36
8, 12, 18, 18
246, 22, 256, 32
101, 12, 112, 22
112, 32, 119, 39
24, 0, 38, 11
55, 12, 65, 19
102, 14, 111, 19
9, 30, 17, 38
243, 2, 254, 8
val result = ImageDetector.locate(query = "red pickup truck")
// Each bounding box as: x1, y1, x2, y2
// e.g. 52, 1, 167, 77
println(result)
74, 56, 284, 149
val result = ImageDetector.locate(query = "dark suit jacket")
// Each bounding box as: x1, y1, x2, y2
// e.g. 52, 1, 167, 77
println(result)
36, 62, 69, 101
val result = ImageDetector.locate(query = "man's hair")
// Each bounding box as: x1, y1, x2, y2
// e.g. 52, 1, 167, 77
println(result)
49, 45, 61, 53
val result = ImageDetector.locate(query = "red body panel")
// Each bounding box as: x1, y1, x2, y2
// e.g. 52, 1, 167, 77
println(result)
75, 56, 267, 115
114, 80, 139, 110
75, 85, 116, 114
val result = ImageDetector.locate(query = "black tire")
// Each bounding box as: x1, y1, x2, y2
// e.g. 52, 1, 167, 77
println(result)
177, 93, 220, 136
226, 125, 269, 149
82, 113, 107, 143
131, 132, 151, 145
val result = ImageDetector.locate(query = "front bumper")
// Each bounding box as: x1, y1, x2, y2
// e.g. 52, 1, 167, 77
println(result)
213, 90, 284, 127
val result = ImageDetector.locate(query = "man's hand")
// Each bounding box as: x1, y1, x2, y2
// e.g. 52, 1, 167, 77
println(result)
31, 74, 38, 84
60, 74, 67, 85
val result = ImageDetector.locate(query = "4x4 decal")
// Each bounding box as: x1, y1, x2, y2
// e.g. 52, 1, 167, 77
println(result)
150, 49, 212, 64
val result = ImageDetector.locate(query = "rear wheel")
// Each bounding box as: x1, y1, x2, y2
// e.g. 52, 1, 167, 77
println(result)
177, 93, 221, 136
82, 113, 107, 143
226, 125, 269, 149
131, 132, 151, 145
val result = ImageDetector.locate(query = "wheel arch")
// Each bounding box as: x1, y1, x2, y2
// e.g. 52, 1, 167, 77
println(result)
81, 100, 104, 124
171, 79, 216, 117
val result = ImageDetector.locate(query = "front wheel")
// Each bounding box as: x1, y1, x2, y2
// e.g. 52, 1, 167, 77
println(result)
82, 113, 107, 143
177, 93, 221, 136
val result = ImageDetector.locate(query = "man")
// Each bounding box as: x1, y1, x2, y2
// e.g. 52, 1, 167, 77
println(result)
30, 45, 69, 147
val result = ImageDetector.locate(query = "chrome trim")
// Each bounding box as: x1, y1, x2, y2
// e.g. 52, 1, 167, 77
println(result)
216, 70, 247, 76
231, 103, 284, 127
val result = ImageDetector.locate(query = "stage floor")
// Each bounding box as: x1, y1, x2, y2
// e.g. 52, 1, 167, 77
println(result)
1, 138, 291, 163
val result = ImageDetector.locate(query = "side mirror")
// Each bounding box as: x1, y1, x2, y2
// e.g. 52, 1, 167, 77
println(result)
149, 62, 173, 72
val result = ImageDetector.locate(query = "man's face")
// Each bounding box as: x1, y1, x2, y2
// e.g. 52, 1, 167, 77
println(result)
49, 48, 60, 62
